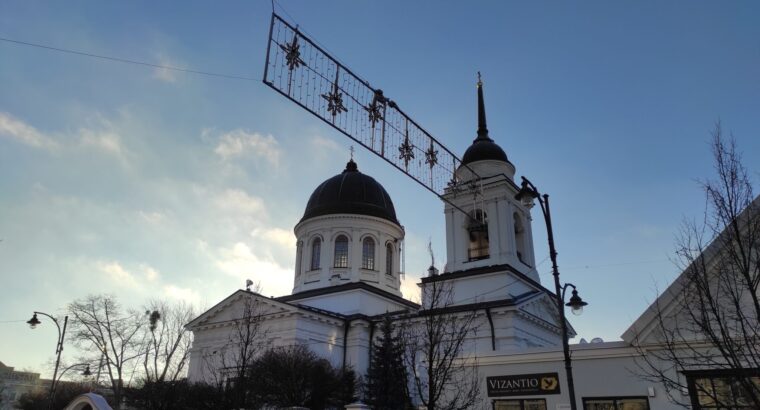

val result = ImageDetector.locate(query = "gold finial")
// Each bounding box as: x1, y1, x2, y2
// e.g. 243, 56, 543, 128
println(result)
477, 71, 482, 88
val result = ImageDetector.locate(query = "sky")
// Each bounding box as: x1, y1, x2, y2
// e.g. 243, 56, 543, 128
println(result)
1, 1, 759, 377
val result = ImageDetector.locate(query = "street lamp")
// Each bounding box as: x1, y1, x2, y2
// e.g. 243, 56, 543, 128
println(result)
46, 363, 91, 407
56, 363, 91, 380
27, 311, 68, 410
516, 177, 588, 410
564, 284, 588, 316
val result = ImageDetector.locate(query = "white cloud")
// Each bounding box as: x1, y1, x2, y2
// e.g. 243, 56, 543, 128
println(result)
141, 265, 160, 282
153, 54, 179, 83
139, 210, 166, 225
0, 112, 59, 150
215, 242, 292, 296
251, 227, 294, 249
214, 189, 268, 218
310, 134, 341, 152
94, 260, 202, 305
163, 285, 200, 303
0, 111, 129, 162
79, 128, 125, 157
97, 261, 139, 288
213, 129, 281, 166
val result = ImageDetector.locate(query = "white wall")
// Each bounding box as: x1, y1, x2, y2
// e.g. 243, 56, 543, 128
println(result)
475, 342, 687, 410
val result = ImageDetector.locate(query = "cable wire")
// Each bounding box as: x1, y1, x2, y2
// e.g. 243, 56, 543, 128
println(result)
0, 37, 257, 81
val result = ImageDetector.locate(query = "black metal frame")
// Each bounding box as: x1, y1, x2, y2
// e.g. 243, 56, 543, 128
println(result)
263, 13, 484, 223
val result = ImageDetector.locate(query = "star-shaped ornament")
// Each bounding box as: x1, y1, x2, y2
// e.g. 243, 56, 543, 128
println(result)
280, 35, 305, 71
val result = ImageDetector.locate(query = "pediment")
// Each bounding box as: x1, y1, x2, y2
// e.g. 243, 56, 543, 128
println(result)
516, 293, 576, 336
186, 290, 295, 330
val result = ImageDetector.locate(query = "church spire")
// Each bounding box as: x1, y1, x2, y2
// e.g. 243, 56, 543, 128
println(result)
476, 72, 491, 141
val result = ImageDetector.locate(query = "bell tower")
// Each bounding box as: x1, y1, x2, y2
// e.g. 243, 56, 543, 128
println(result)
441, 76, 539, 283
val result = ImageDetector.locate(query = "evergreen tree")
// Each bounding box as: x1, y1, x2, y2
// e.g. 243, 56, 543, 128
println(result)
365, 314, 410, 409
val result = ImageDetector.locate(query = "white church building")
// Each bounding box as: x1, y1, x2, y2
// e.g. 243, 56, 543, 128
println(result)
186, 82, 759, 410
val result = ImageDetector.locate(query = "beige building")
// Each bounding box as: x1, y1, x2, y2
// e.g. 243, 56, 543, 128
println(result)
0, 361, 48, 410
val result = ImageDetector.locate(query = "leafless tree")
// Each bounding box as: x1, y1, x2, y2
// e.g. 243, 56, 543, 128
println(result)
404, 278, 482, 410
201, 289, 268, 408
141, 300, 195, 383
635, 124, 760, 408
68, 294, 144, 409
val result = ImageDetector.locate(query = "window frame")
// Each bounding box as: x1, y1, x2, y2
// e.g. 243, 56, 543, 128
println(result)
333, 235, 349, 268
467, 209, 490, 261
684, 369, 760, 410
310, 237, 321, 270
492, 398, 547, 410
513, 211, 530, 266
385, 242, 394, 276
582, 396, 650, 410
361, 237, 376, 270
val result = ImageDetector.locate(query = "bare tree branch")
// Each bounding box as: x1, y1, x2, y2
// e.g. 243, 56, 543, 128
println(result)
634, 124, 760, 408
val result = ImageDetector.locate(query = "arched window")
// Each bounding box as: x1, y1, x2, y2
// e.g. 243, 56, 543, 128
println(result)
362, 237, 376, 270
296, 241, 303, 276
385, 243, 394, 276
468, 209, 489, 260
334, 235, 349, 268
310, 238, 321, 270
514, 212, 526, 264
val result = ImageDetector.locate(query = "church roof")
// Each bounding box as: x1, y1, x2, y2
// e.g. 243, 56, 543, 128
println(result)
276, 281, 419, 309
300, 159, 399, 225
461, 75, 511, 166
185, 289, 347, 330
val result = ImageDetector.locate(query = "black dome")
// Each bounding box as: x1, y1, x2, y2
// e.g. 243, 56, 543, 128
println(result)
301, 160, 399, 225
461, 74, 510, 166
461, 137, 509, 165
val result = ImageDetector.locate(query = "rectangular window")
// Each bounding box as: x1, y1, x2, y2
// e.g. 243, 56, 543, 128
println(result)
362, 238, 375, 270
493, 399, 546, 410
583, 397, 649, 410
685, 370, 760, 409
334, 237, 348, 268
310, 240, 321, 270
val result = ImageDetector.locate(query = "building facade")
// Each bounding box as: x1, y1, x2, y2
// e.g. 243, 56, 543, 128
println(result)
186, 82, 759, 410
0, 361, 47, 410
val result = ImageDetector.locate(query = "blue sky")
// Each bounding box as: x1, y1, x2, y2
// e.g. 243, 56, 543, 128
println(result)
1, 1, 758, 376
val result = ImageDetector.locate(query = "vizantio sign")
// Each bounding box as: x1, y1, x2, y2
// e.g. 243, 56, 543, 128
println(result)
486, 372, 561, 397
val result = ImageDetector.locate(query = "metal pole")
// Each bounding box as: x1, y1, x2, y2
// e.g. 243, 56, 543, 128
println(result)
541, 194, 578, 410
95, 352, 104, 389
39, 313, 67, 410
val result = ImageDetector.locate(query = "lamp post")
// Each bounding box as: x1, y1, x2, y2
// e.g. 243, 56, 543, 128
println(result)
45, 363, 91, 407
55, 363, 92, 382
27, 311, 68, 409
516, 177, 588, 410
